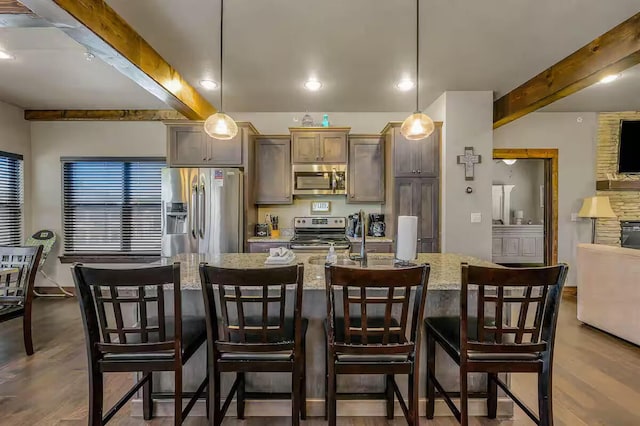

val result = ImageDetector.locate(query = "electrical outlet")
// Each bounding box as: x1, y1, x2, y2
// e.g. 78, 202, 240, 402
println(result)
470, 212, 482, 223
571, 213, 579, 222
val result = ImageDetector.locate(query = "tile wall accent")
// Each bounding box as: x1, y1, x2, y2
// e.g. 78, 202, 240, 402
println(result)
596, 112, 640, 245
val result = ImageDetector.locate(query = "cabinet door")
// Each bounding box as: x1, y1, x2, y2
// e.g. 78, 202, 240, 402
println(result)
394, 178, 417, 217
320, 132, 347, 163
168, 126, 206, 166
394, 132, 419, 177
292, 133, 320, 163
415, 179, 439, 252
206, 127, 243, 165
348, 137, 384, 203
416, 129, 439, 177
254, 138, 292, 204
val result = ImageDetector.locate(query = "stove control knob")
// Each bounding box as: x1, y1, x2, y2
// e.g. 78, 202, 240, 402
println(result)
301, 219, 306, 224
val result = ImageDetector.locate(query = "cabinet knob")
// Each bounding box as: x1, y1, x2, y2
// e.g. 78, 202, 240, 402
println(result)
417, 238, 422, 242
412, 170, 416, 174
417, 170, 421, 174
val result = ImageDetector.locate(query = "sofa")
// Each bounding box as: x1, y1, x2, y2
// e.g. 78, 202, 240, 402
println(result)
577, 243, 640, 345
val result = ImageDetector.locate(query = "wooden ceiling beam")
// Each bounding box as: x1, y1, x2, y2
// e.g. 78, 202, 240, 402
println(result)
24, 109, 186, 121
19, 0, 216, 120
0, 1, 31, 14
493, 12, 640, 129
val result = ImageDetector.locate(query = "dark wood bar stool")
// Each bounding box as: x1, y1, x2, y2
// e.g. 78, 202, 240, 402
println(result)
324, 264, 430, 426
425, 263, 568, 426
199, 263, 307, 426
0, 245, 43, 356
72, 263, 207, 426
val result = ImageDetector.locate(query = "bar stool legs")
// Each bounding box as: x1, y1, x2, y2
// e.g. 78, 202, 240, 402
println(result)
539, 359, 553, 426
487, 372, 498, 419
142, 372, 153, 420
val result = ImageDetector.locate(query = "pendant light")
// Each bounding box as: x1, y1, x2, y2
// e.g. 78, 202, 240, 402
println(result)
204, 0, 238, 140
400, 0, 434, 140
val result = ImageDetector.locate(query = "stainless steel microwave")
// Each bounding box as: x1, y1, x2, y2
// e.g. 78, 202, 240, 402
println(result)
292, 164, 346, 195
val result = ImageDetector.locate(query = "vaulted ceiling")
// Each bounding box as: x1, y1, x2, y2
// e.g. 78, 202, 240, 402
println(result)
1, 0, 639, 112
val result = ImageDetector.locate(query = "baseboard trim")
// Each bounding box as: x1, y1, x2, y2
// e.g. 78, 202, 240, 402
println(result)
131, 397, 513, 418
34, 286, 75, 296
563, 287, 577, 297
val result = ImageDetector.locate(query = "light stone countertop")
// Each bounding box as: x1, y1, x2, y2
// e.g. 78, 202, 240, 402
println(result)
347, 236, 393, 243
160, 252, 498, 291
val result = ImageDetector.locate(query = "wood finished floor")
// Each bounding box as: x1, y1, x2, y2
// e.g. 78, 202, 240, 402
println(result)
0, 296, 638, 425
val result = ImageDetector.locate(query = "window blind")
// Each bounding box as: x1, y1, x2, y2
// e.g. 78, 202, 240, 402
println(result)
0, 152, 23, 246
62, 158, 164, 255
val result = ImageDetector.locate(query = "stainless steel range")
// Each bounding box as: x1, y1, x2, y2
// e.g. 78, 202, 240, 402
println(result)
289, 216, 350, 251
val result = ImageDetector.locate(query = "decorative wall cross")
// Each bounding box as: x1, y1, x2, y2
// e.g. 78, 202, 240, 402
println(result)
457, 146, 481, 181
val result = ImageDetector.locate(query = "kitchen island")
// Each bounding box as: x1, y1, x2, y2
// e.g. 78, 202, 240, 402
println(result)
132, 252, 513, 418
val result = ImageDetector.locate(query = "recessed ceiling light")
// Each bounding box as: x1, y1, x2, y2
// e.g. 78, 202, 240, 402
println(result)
395, 79, 415, 91
304, 79, 322, 91
0, 50, 14, 60
199, 79, 219, 90
599, 74, 620, 84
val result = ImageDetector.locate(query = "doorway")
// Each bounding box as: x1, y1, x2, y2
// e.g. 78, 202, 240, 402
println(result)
492, 149, 558, 266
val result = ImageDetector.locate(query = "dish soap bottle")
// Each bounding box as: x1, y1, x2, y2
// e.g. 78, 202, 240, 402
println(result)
321, 114, 330, 127
326, 242, 338, 264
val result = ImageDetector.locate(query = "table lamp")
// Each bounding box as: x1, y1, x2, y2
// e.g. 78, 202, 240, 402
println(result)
578, 196, 616, 244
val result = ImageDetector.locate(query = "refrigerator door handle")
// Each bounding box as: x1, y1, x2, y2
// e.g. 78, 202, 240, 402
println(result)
191, 183, 198, 239
199, 183, 206, 239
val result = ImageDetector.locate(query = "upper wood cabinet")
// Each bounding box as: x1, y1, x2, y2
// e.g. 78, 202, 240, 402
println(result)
254, 136, 292, 204
167, 122, 257, 167
392, 126, 440, 177
347, 135, 385, 203
290, 128, 349, 163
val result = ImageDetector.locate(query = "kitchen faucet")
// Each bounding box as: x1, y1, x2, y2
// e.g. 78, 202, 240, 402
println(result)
349, 209, 368, 267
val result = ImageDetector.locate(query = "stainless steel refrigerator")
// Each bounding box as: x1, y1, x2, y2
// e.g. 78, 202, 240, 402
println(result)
161, 168, 243, 257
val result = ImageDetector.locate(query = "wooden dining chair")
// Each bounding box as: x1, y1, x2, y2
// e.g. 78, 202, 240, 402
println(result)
0, 245, 43, 356
199, 263, 307, 426
425, 263, 568, 426
324, 264, 430, 426
72, 263, 207, 426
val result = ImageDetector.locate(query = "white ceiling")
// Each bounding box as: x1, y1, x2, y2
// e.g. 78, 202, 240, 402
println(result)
104, 0, 640, 112
541, 63, 640, 112
1, 1, 639, 112
0, 27, 166, 109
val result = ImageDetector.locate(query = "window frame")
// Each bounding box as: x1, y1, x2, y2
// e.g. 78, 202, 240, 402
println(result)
0, 150, 24, 247
59, 156, 165, 264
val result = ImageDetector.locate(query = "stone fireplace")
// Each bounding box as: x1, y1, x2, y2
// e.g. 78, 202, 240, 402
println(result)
596, 112, 640, 246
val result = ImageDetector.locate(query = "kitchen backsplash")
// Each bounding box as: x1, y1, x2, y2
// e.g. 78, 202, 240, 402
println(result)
257, 195, 383, 234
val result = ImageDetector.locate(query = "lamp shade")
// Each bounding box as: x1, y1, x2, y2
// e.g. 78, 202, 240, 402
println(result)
204, 112, 238, 140
400, 112, 435, 140
578, 196, 616, 218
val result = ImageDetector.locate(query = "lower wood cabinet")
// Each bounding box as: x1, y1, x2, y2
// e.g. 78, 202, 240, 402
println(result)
254, 136, 292, 204
492, 225, 544, 264
347, 136, 385, 203
248, 242, 289, 253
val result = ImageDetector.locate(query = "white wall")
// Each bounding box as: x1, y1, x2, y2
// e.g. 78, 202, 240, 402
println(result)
437, 92, 494, 260
0, 101, 31, 235
30, 121, 166, 287
493, 112, 598, 286
230, 112, 410, 134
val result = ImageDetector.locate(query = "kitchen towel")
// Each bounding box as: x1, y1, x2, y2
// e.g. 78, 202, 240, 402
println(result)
264, 247, 296, 265
396, 216, 418, 261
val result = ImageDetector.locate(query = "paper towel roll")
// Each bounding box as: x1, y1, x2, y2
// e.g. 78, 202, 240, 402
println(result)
396, 216, 418, 261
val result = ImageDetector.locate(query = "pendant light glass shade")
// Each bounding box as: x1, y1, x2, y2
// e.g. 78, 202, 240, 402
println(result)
204, 112, 238, 140
400, 111, 435, 140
